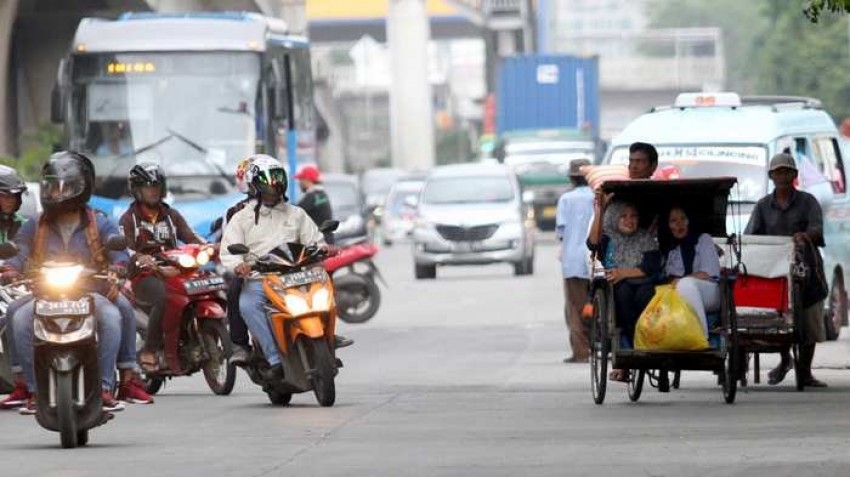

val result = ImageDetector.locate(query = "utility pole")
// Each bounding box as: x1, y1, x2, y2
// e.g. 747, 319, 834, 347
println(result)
387, 0, 435, 171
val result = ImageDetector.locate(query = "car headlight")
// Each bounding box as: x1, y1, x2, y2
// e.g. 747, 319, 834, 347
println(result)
43, 265, 83, 289
284, 294, 311, 315
177, 254, 197, 268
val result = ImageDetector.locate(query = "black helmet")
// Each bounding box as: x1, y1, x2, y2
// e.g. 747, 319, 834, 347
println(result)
0, 165, 27, 217
40, 151, 95, 215
128, 163, 167, 206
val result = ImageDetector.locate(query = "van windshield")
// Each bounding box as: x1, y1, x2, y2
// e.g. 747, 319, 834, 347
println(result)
423, 176, 514, 204
611, 145, 768, 202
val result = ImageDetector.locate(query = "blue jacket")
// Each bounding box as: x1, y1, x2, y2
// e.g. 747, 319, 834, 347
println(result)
8, 209, 130, 273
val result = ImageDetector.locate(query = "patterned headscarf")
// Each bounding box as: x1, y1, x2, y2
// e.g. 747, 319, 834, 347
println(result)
604, 201, 657, 268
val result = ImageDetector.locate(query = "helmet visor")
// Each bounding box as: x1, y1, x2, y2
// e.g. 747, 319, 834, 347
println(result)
254, 168, 287, 196
41, 176, 85, 203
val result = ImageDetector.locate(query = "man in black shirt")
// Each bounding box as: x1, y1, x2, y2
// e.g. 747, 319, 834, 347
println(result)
293, 164, 333, 227
745, 152, 828, 387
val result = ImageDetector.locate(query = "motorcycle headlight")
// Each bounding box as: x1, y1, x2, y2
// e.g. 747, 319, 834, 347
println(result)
177, 254, 197, 268
196, 250, 211, 266
42, 265, 83, 289
312, 287, 331, 312
283, 295, 311, 315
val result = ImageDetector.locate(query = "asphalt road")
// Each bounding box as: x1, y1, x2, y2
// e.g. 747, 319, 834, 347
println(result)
2, 235, 850, 477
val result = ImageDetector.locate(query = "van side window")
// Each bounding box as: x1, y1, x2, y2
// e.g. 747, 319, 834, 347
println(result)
812, 137, 847, 194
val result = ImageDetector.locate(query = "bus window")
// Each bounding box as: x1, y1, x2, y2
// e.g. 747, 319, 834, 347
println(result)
813, 136, 847, 194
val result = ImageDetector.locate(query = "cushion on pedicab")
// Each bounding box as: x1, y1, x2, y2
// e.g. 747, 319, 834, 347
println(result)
733, 276, 789, 311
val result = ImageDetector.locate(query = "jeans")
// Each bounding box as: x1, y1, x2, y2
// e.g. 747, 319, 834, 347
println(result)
239, 280, 280, 366
114, 293, 138, 370
3, 295, 32, 374
133, 276, 166, 351
227, 277, 249, 347
13, 293, 122, 392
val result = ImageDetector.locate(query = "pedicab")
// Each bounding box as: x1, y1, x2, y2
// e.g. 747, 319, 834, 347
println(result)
589, 178, 740, 404
717, 234, 807, 391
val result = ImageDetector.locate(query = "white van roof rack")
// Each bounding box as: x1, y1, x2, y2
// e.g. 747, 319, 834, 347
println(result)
740, 95, 823, 110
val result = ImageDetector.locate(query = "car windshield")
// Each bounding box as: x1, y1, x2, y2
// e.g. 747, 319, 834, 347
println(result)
69, 52, 260, 195
389, 187, 423, 214
323, 181, 360, 216
423, 176, 514, 204
611, 145, 768, 202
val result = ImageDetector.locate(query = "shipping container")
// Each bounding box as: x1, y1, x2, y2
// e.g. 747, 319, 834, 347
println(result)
496, 55, 600, 137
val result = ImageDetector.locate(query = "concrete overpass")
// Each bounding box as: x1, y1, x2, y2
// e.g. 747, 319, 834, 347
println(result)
0, 0, 303, 157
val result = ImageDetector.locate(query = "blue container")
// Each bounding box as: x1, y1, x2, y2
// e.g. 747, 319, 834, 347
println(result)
496, 54, 600, 137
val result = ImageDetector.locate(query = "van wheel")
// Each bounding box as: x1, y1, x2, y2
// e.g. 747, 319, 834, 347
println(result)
825, 271, 846, 341
415, 263, 436, 280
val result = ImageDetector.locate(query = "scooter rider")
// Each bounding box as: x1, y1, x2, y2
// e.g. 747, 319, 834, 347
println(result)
0, 166, 31, 409
120, 163, 206, 372
220, 157, 333, 376
8, 151, 130, 413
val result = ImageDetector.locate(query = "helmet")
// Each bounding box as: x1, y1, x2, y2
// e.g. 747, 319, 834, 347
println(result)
293, 164, 321, 183
0, 165, 27, 216
235, 156, 257, 194
248, 155, 288, 203
128, 163, 167, 205
40, 151, 95, 215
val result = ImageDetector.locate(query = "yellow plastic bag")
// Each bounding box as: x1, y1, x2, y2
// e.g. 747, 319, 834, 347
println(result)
634, 285, 709, 351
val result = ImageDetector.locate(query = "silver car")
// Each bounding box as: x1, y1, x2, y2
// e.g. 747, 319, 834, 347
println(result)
412, 163, 535, 279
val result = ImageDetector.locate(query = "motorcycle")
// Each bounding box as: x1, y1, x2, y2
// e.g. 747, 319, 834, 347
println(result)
128, 243, 235, 396
325, 236, 384, 324
227, 231, 341, 406
0, 281, 30, 394
0, 235, 127, 449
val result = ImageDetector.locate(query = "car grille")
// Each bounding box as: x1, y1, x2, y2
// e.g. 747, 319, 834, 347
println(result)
435, 224, 499, 241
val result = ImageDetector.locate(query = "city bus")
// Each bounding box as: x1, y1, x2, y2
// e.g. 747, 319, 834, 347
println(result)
51, 12, 316, 236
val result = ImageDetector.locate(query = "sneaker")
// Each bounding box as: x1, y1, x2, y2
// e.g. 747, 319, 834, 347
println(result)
18, 395, 36, 415
228, 345, 251, 367
102, 391, 125, 413
334, 335, 354, 349
1, 380, 31, 409
117, 378, 154, 404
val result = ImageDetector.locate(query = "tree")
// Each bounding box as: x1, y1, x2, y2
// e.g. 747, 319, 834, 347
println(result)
646, 0, 767, 91
804, 0, 850, 22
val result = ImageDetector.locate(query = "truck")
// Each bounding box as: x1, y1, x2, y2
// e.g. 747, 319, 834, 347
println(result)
492, 54, 601, 230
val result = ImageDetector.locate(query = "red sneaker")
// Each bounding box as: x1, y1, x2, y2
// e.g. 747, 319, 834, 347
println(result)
18, 395, 36, 415
1, 379, 31, 409
117, 378, 154, 405
102, 390, 125, 413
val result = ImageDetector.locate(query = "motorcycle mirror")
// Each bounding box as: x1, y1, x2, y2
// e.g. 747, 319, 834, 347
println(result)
0, 242, 18, 260
319, 220, 340, 234
228, 243, 250, 255
210, 217, 223, 235
105, 234, 127, 251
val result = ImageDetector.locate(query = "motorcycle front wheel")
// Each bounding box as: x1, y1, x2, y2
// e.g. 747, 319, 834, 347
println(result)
308, 339, 336, 407
201, 320, 236, 396
56, 372, 79, 449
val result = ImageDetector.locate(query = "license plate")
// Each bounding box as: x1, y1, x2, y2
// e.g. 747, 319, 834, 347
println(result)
454, 241, 482, 252
281, 268, 326, 288
542, 206, 557, 219
183, 276, 227, 295
35, 299, 90, 317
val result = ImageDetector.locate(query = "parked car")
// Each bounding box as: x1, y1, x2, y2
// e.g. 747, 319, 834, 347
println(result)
323, 173, 368, 241
411, 163, 535, 279
380, 174, 427, 246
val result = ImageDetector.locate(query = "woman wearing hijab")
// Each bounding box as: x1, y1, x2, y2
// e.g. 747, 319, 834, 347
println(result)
662, 206, 721, 338
588, 201, 661, 381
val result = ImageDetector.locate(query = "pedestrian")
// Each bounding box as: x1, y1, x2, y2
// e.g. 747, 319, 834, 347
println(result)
745, 152, 829, 387
556, 158, 594, 363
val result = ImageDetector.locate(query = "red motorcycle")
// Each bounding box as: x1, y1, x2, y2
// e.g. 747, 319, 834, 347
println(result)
127, 244, 235, 395
325, 238, 384, 324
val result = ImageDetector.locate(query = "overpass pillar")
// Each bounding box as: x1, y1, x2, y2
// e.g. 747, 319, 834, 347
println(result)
0, 0, 19, 157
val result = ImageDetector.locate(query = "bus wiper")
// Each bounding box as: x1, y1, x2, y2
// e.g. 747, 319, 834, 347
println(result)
101, 133, 175, 178
167, 128, 235, 187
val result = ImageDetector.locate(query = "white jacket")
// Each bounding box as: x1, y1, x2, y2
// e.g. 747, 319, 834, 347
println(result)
220, 200, 324, 272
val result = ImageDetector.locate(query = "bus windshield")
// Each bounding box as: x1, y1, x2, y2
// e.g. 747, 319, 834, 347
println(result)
70, 52, 261, 197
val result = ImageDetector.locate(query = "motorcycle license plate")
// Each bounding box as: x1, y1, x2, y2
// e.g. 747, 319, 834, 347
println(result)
34, 299, 90, 317
183, 276, 226, 295
282, 268, 326, 288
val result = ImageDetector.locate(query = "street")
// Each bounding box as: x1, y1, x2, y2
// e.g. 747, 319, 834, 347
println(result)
2, 235, 850, 477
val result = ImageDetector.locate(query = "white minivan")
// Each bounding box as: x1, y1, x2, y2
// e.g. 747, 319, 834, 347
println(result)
605, 92, 849, 339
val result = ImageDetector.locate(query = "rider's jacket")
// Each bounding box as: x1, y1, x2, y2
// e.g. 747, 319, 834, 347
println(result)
8, 208, 129, 293
0, 212, 26, 244
119, 201, 204, 255
219, 200, 324, 273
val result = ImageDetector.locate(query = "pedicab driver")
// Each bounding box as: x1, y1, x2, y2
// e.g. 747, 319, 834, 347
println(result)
745, 152, 829, 388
